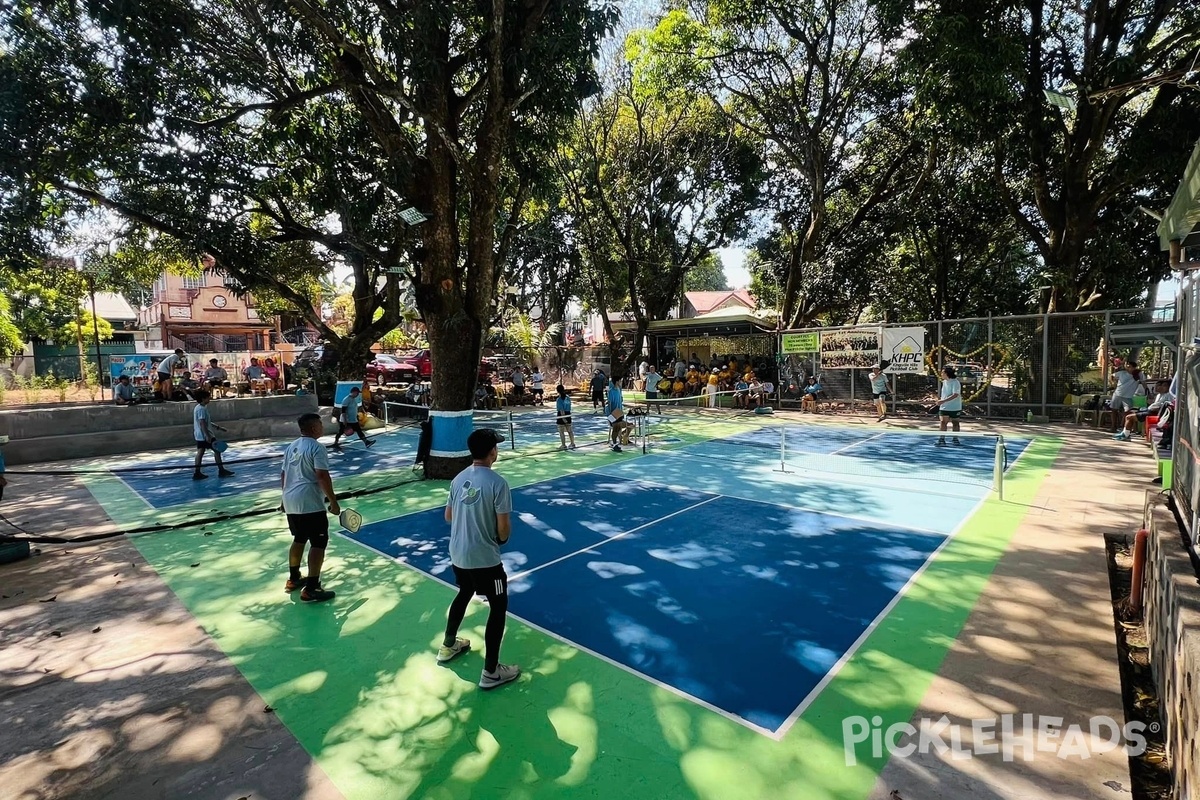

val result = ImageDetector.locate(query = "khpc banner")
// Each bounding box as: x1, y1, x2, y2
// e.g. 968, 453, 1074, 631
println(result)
882, 328, 926, 373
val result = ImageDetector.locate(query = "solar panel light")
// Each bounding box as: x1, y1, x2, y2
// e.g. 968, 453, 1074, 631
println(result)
400, 207, 428, 226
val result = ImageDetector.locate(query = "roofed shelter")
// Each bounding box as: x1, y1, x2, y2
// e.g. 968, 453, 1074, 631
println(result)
647, 306, 778, 378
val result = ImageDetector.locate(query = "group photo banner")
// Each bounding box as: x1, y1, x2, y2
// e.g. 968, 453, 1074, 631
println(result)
819, 328, 880, 369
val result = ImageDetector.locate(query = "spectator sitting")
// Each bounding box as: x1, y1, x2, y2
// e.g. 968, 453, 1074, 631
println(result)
204, 359, 231, 395
243, 357, 265, 382
113, 375, 140, 406
262, 357, 282, 392
1115, 380, 1172, 441
671, 377, 685, 397
474, 383, 489, 410
733, 376, 750, 409
801, 376, 822, 412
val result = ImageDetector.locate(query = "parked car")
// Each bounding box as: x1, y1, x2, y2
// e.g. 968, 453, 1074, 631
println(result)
400, 349, 499, 383
365, 354, 420, 386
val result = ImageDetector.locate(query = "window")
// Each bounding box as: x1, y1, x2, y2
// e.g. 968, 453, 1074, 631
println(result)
182, 274, 206, 290
153, 274, 167, 298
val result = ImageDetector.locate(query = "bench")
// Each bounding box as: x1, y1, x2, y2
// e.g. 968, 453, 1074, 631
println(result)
1148, 424, 1173, 489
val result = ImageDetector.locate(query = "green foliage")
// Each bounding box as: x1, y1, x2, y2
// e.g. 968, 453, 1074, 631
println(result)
889, 0, 1200, 310
557, 57, 762, 374
56, 309, 114, 347
0, 294, 26, 357
499, 313, 563, 367
684, 253, 730, 292
1, 0, 617, 412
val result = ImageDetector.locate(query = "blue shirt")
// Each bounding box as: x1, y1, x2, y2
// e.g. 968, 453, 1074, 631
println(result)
607, 384, 623, 412
343, 393, 362, 420
556, 395, 572, 419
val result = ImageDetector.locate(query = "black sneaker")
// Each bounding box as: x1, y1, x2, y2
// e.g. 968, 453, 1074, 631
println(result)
301, 585, 335, 603
218, 469, 235, 477
193, 472, 209, 480
611, 444, 622, 452
364, 439, 375, 448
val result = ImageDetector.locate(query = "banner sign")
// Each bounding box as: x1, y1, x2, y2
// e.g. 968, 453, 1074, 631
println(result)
781, 332, 820, 354
881, 328, 926, 373
819, 328, 880, 369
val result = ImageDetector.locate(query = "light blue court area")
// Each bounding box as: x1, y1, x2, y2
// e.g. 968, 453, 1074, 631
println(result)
116, 428, 422, 508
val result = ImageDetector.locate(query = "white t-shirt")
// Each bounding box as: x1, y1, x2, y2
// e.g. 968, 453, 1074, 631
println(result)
1113, 369, 1137, 399
939, 378, 963, 412
282, 436, 331, 514
158, 353, 184, 375
193, 403, 211, 441
869, 373, 888, 393
531, 371, 544, 390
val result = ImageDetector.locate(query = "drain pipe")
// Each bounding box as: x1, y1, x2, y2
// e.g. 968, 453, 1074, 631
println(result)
1130, 528, 1149, 616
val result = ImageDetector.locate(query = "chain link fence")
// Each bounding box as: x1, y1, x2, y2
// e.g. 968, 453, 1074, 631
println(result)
778, 309, 1178, 420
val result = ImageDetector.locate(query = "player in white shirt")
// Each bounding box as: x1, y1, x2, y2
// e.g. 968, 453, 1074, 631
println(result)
936, 366, 963, 446
191, 391, 234, 480
281, 412, 339, 602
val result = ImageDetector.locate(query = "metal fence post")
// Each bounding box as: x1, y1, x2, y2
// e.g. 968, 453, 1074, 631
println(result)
1040, 313, 1049, 417
1103, 310, 1111, 401
986, 314, 993, 419
937, 321, 944, 373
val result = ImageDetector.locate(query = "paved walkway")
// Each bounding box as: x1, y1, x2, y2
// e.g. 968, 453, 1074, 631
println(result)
0, 418, 1148, 800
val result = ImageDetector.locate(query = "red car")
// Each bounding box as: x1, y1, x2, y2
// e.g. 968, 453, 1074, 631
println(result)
365, 354, 420, 386
400, 349, 497, 383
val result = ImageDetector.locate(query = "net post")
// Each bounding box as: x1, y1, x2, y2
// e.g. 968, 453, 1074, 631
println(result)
383, 400, 389, 428
507, 409, 514, 450
994, 434, 1005, 500
779, 424, 786, 473
641, 413, 648, 454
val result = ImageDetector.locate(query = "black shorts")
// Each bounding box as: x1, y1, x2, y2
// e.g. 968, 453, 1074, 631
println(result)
156, 372, 171, 384
646, 391, 658, 400
288, 511, 330, 549
873, 391, 889, 400
556, 415, 572, 426
195, 439, 211, 451
452, 563, 508, 598
939, 409, 961, 419
591, 389, 604, 403
340, 422, 363, 434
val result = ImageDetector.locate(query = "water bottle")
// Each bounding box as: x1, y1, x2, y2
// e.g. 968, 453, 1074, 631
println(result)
1026, 409, 1033, 423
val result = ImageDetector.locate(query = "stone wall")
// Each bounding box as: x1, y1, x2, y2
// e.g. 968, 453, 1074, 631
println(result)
0, 395, 324, 465
1143, 492, 1200, 799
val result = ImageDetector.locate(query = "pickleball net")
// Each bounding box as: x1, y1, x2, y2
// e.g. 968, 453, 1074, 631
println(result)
637, 406, 1009, 496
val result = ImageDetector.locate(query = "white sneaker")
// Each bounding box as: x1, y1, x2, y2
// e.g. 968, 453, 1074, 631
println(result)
437, 637, 471, 664
479, 663, 521, 690
557, 444, 567, 451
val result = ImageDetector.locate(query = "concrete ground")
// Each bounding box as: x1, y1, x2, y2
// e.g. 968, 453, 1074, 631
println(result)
0, 417, 1149, 800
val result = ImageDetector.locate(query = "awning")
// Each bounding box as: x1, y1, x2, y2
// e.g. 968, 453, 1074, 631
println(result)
1159, 138, 1200, 251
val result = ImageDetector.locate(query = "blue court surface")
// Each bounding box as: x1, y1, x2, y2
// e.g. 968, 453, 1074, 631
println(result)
116, 428, 421, 508
345, 426, 1029, 736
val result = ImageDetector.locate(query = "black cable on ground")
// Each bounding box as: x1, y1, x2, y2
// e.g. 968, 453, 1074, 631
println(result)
0, 466, 426, 545
2, 433, 386, 476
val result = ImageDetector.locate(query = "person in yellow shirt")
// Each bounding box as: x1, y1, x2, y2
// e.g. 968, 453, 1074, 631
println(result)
672, 378, 685, 397
707, 368, 719, 408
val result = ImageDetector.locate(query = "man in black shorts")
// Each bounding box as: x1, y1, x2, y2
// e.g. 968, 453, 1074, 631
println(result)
281, 412, 338, 603
438, 428, 520, 690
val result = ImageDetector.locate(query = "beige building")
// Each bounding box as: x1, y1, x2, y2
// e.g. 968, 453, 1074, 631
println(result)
137, 268, 275, 352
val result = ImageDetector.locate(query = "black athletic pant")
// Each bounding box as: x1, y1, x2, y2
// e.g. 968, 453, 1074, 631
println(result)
445, 564, 508, 672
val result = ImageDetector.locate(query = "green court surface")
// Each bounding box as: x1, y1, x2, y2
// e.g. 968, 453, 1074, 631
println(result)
80, 422, 1060, 800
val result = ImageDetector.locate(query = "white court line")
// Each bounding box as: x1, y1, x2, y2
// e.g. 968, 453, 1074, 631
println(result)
334, 524, 780, 739
828, 431, 889, 456
771, 435, 1045, 739
506, 495, 723, 583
